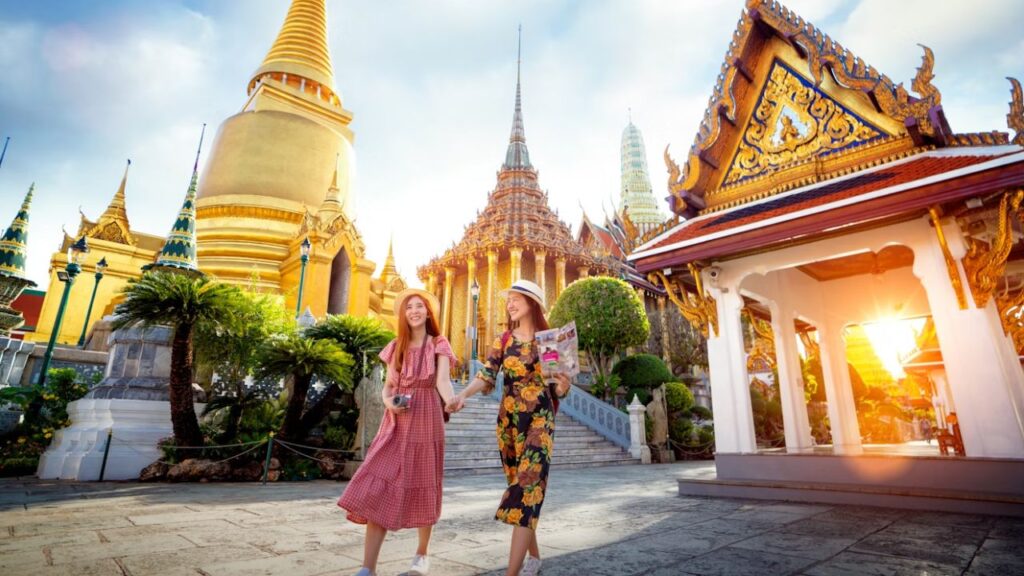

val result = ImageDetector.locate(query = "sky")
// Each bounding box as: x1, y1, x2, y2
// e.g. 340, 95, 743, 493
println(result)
1, 0, 1021, 290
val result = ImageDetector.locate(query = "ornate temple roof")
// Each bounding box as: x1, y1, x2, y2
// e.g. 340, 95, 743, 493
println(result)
0, 184, 34, 282
419, 49, 595, 274
250, 0, 336, 92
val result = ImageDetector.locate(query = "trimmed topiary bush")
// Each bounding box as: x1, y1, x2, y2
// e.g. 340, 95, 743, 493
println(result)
612, 354, 675, 390
669, 417, 695, 444
690, 405, 713, 421
664, 382, 695, 414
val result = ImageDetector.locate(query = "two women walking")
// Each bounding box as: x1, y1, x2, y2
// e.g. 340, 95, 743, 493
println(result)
338, 280, 570, 576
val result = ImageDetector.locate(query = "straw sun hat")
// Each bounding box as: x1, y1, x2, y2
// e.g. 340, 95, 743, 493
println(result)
393, 288, 441, 320
499, 279, 546, 312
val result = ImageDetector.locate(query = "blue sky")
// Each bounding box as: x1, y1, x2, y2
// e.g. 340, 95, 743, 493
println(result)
1, 0, 1021, 289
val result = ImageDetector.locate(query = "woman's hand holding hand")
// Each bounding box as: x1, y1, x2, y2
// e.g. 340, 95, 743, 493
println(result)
446, 395, 465, 413
553, 373, 571, 398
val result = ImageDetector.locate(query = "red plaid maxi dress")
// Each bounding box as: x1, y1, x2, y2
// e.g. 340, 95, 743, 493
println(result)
337, 336, 456, 530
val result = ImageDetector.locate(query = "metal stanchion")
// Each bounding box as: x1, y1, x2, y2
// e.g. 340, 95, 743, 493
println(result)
261, 431, 275, 485
98, 428, 113, 481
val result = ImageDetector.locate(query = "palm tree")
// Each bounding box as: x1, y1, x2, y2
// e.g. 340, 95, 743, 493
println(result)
113, 271, 239, 447
300, 314, 393, 431
255, 332, 354, 443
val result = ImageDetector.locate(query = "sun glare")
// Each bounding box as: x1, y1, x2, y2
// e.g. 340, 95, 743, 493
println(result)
861, 318, 926, 380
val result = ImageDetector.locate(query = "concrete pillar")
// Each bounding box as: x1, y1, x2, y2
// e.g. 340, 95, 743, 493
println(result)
706, 286, 757, 454
628, 394, 652, 463
510, 247, 523, 282
769, 303, 813, 453
911, 217, 1024, 457
818, 321, 863, 455
465, 258, 477, 366
442, 267, 455, 340
486, 250, 498, 346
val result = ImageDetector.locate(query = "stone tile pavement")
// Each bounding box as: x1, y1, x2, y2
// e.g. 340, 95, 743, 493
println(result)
1, 462, 1022, 575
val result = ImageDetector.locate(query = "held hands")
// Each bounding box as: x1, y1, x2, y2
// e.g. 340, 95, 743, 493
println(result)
445, 395, 465, 414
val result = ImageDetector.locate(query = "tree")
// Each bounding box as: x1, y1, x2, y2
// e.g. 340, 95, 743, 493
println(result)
254, 332, 354, 443
194, 290, 293, 441
646, 303, 708, 376
549, 277, 650, 382
113, 271, 239, 447
300, 314, 394, 432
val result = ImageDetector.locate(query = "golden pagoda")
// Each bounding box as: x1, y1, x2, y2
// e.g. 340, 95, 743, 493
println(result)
29, 0, 404, 345
195, 0, 381, 319
418, 46, 608, 364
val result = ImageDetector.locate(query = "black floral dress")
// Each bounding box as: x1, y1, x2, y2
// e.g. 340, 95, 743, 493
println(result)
478, 333, 556, 530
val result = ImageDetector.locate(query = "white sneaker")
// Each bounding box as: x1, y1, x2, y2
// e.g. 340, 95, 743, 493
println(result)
410, 554, 430, 575
520, 555, 542, 576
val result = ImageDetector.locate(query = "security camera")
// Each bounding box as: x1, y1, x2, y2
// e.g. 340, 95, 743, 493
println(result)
706, 266, 722, 281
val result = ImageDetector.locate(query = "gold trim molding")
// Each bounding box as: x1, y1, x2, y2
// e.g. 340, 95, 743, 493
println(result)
649, 264, 719, 338
962, 189, 1023, 309
928, 207, 967, 310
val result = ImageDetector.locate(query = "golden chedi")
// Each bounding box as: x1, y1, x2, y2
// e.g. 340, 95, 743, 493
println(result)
196, 0, 377, 319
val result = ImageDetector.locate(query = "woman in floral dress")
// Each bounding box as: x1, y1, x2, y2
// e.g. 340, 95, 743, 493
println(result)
450, 279, 571, 576
338, 288, 458, 576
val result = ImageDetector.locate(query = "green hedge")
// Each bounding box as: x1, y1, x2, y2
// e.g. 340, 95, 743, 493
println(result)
612, 354, 674, 389
664, 382, 695, 414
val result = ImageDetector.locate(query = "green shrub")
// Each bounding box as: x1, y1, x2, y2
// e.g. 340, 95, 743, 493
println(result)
612, 354, 675, 389
627, 387, 651, 406
281, 457, 321, 481
696, 425, 714, 446
664, 382, 695, 414
669, 417, 695, 444
323, 425, 353, 449
750, 387, 766, 415
690, 405, 712, 421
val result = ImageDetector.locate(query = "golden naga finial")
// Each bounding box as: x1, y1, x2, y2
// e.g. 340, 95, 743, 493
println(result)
874, 44, 942, 137
1008, 77, 1024, 146
962, 189, 1024, 309
649, 266, 718, 338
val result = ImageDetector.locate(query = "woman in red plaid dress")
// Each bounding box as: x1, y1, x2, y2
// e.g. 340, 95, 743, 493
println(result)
338, 288, 458, 576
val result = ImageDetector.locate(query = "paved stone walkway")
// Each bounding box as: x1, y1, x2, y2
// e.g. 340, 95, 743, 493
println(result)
1, 463, 1022, 575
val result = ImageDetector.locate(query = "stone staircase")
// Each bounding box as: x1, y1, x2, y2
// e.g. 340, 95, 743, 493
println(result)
444, 392, 638, 475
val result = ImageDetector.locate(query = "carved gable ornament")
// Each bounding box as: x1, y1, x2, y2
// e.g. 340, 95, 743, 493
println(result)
724, 60, 886, 185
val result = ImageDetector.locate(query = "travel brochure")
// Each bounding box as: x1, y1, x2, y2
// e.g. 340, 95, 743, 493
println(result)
535, 321, 580, 384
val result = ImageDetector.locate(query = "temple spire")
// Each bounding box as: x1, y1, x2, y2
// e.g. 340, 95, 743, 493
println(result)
147, 126, 205, 275
251, 0, 335, 92
0, 184, 34, 280
503, 25, 532, 170
99, 159, 131, 225
380, 235, 399, 282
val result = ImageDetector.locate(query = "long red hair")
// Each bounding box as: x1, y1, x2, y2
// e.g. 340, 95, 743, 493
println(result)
505, 293, 549, 334
394, 294, 441, 373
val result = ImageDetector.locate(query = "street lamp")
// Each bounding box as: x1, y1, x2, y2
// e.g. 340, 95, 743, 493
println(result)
37, 236, 89, 385
470, 279, 480, 379
295, 237, 311, 318
77, 257, 108, 347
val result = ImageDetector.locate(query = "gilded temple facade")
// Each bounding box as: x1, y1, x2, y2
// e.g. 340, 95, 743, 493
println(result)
29, 0, 404, 345
418, 64, 607, 366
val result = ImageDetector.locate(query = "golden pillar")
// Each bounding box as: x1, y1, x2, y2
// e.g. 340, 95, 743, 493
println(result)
555, 257, 566, 300
579, 266, 590, 278
442, 266, 455, 339
658, 296, 672, 370
486, 249, 498, 346
510, 247, 523, 282
534, 250, 546, 294
466, 257, 477, 344
427, 271, 438, 299
348, 258, 376, 317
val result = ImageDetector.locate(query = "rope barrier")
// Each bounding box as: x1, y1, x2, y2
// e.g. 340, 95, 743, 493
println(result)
273, 440, 346, 466
274, 437, 355, 455
108, 435, 269, 466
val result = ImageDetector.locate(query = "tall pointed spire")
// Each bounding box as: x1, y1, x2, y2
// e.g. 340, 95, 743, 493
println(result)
0, 184, 34, 280
147, 126, 205, 275
251, 0, 335, 91
380, 235, 399, 282
619, 118, 664, 234
100, 159, 131, 224
503, 25, 532, 171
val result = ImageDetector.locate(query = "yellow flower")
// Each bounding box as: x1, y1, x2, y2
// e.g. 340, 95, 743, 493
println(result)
516, 401, 528, 412
540, 432, 553, 453
522, 486, 544, 506
521, 385, 543, 403
44, 432, 52, 439
530, 415, 546, 429
495, 508, 508, 521
503, 396, 517, 412
518, 458, 531, 473
17, 437, 26, 444
503, 356, 528, 377
506, 509, 524, 525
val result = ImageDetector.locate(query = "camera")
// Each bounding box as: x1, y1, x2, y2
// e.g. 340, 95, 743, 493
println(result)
706, 266, 722, 287
392, 394, 412, 409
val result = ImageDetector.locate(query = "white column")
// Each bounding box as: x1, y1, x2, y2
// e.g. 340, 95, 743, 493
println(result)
627, 395, 652, 463
818, 321, 863, 455
706, 286, 757, 454
911, 218, 1024, 458
769, 303, 814, 453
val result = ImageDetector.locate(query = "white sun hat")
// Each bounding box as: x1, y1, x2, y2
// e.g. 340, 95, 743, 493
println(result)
499, 279, 546, 312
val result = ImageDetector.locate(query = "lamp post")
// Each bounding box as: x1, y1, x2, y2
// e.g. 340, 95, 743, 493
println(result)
470, 279, 480, 379
295, 237, 311, 318
37, 236, 89, 386
77, 257, 108, 347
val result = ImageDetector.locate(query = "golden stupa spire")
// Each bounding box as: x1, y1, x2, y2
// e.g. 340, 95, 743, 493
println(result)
251, 0, 335, 92
318, 153, 344, 217
99, 159, 131, 224
380, 235, 399, 281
